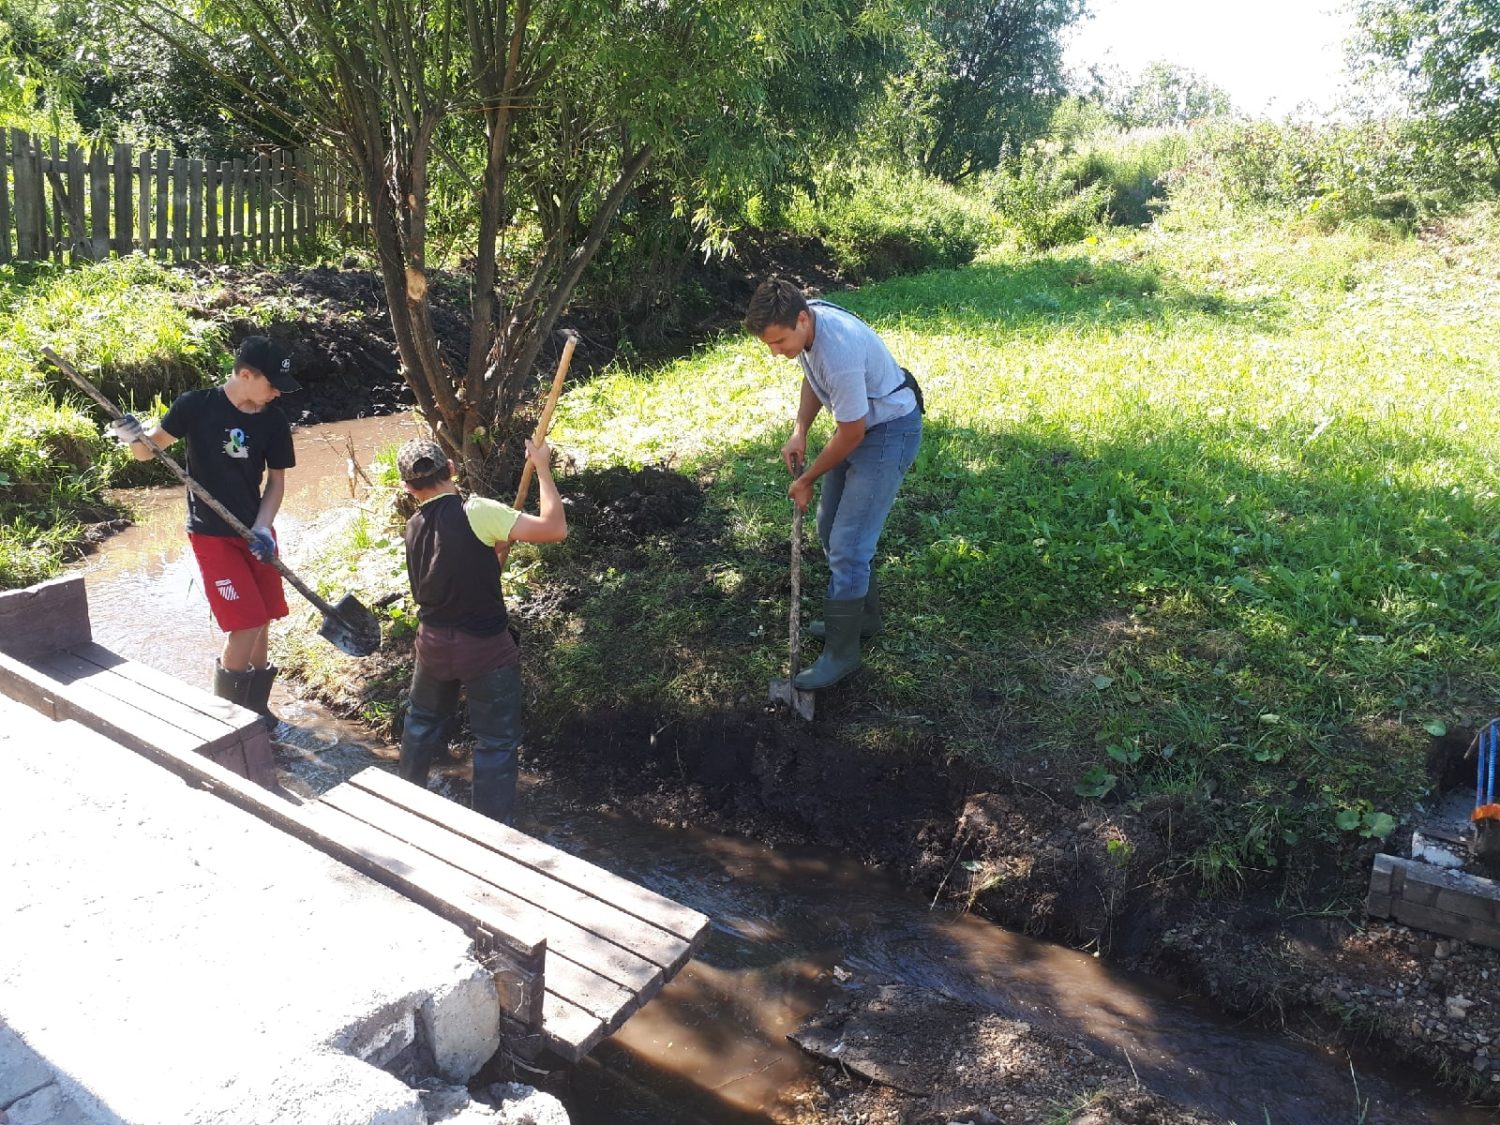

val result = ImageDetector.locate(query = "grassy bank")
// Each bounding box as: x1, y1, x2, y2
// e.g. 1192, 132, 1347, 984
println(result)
0, 257, 224, 587
479, 206, 1500, 887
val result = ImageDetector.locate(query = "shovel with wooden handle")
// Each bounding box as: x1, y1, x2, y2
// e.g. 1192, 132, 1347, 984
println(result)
768, 454, 816, 720
496, 330, 579, 570
43, 346, 382, 658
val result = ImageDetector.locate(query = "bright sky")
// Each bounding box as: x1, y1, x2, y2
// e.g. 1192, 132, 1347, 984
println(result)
1063, 0, 1357, 118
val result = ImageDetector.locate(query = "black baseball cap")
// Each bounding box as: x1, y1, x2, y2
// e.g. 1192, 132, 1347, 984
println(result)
235, 336, 300, 392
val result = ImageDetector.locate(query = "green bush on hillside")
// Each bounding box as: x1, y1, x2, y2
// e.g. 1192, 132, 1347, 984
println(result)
1162, 119, 1494, 230
784, 165, 997, 280
1062, 128, 1191, 228
986, 153, 1110, 250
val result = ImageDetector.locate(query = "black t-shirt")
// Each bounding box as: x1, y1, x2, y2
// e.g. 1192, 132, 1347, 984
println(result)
160, 388, 295, 537
405, 493, 509, 636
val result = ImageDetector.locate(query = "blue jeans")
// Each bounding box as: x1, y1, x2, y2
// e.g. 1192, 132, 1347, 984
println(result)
399, 634, 521, 823
817, 407, 922, 601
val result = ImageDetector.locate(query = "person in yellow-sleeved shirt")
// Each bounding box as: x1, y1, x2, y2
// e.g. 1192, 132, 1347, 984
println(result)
395, 436, 567, 822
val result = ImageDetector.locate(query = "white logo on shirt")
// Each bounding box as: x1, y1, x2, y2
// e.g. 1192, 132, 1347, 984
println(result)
215, 579, 240, 602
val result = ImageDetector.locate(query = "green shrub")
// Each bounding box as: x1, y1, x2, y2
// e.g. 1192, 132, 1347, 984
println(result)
1063, 128, 1191, 228
986, 154, 1111, 250
1161, 119, 1494, 231
783, 164, 998, 280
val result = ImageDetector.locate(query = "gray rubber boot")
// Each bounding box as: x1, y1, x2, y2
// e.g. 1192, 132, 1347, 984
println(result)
245, 665, 281, 730
795, 597, 864, 690
212, 660, 254, 708
810, 574, 881, 640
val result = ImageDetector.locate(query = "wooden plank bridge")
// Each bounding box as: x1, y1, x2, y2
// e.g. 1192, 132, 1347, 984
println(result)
0, 575, 709, 1062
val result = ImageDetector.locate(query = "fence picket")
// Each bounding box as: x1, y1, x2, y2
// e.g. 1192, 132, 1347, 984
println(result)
154, 149, 169, 259
172, 156, 187, 261
137, 149, 150, 252
90, 146, 109, 261
48, 136, 62, 261
0, 131, 12, 263
67, 144, 87, 260
113, 144, 131, 256
231, 158, 245, 258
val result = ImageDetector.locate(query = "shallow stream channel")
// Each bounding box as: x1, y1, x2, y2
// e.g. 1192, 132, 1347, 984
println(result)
70, 413, 1489, 1125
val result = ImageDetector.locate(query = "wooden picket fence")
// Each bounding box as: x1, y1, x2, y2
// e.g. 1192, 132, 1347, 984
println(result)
0, 129, 371, 265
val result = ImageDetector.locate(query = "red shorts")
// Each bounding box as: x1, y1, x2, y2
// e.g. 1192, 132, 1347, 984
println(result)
188, 532, 290, 633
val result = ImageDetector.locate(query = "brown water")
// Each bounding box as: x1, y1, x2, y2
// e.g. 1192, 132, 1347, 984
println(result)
69, 412, 1492, 1125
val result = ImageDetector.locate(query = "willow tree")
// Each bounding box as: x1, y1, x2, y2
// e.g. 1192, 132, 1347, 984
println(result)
130, 0, 813, 479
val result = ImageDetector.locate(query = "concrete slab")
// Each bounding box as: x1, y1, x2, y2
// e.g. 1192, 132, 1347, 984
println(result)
0, 697, 501, 1125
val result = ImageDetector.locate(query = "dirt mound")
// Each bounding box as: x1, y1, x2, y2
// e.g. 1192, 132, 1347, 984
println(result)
563, 464, 705, 545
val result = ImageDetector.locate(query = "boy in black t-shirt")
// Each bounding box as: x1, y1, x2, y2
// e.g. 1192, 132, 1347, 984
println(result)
106, 336, 299, 725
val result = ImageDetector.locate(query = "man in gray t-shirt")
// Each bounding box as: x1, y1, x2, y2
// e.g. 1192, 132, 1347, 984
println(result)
745, 278, 923, 691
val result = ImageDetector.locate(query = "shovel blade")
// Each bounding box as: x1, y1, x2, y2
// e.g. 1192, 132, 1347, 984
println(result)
768, 677, 816, 721
318, 593, 382, 657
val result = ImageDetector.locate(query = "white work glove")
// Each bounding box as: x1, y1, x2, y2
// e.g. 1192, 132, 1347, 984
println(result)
248, 526, 277, 563
106, 414, 145, 447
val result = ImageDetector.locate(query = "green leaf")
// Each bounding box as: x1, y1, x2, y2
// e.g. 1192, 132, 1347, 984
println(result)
1362, 812, 1397, 839
1091, 674, 1114, 690
1335, 809, 1361, 831
1422, 719, 1447, 737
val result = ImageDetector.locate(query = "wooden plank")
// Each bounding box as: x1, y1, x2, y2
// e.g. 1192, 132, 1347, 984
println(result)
90, 145, 109, 260
326, 782, 690, 970
154, 148, 169, 259
350, 767, 710, 944
0, 130, 12, 263
67, 642, 247, 727
0, 651, 61, 718
541, 990, 608, 1063
34, 648, 243, 753
172, 156, 187, 261
48, 136, 61, 260
207, 161, 222, 260
257, 153, 270, 259
0, 652, 206, 759
137, 149, 150, 252
300, 801, 547, 1027
230, 157, 244, 258
12, 131, 36, 260
0, 575, 92, 659
272, 149, 285, 257
189, 158, 203, 260
320, 782, 664, 995
67, 143, 86, 260
113, 143, 132, 256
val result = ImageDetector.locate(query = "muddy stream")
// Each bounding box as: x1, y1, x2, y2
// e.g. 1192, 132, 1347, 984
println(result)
70, 414, 1487, 1125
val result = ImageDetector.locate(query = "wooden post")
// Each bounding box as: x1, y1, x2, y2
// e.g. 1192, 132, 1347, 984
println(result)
189, 159, 203, 260
90, 146, 109, 261
0, 130, 12, 263
154, 149, 169, 259
112, 143, 132, 256
137, 149, 151, 253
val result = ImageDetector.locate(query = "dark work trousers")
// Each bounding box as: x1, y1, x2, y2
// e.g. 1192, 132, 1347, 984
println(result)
399, 624, 521, 823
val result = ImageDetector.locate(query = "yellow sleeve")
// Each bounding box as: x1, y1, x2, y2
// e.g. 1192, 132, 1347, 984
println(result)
465, 496, 520, 546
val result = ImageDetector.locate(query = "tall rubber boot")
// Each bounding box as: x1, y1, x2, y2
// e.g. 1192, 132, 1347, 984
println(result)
810, 573, 881, 640
212, 660, 254, 708
795, 597, 864, 690
245, 665, 281, 731
469, 666, 522, 824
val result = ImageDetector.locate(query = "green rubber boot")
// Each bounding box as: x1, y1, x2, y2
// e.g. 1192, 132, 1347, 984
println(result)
795, 597, 864, 690
212, 660, 254, 707
245, 664, 281, 731
809, 574, 881, 640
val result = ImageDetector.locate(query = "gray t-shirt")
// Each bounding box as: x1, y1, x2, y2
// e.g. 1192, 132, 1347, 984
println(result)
798, 300, 916, 428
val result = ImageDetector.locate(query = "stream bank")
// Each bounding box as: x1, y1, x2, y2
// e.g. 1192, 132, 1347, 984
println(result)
72, 252, 1500, 1118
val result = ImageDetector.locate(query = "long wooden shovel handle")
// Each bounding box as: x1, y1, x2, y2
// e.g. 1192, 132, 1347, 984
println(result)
41, 346, 341, 619
496, 332, 578, 569
788, 453, 804, 679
